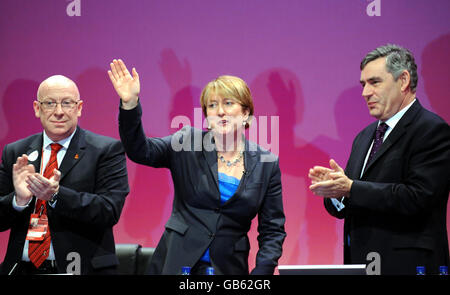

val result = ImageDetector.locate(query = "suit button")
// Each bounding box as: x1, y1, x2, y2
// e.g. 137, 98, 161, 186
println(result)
209, 233, 215, 239
214, 207, 220, 213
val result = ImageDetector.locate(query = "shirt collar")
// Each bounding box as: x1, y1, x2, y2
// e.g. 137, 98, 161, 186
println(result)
381, 98, 416, 130
42, 129, 77, 150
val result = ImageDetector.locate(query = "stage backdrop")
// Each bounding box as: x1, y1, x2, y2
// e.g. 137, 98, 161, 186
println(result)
0, 0, 449, 271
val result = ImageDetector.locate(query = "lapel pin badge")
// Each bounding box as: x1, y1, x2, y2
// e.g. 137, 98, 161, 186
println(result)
74, 154, 79, 160
27, 150, 39, 162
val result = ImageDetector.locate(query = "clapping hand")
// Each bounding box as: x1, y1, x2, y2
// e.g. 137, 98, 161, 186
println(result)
12, 155, 35, 206
26, 169, 61, 202
308, 159, 353, 198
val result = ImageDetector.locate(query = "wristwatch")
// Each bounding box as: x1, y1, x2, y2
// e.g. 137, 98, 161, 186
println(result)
48, 191, 59, 206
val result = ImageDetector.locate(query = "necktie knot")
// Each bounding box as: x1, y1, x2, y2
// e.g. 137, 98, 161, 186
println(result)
50, 143, 63, 153
375, 122, 389, 140
366, 122, 389, 167
44, 143, 62, 179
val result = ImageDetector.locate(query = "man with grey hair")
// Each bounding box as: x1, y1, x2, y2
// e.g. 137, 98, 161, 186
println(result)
0, 75, 129, 274
309, 44, 450, 275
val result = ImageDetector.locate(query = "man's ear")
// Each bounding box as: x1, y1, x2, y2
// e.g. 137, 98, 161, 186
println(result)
76, 100, 83, 117
33, 100, 41, 118
399, 70, 411, 92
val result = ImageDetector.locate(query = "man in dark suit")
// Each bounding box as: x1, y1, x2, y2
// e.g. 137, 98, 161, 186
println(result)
0, 75, 129, 274
309, 44, 450, 275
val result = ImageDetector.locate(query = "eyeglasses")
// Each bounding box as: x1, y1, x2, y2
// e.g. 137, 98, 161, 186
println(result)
38, 100, 80, 111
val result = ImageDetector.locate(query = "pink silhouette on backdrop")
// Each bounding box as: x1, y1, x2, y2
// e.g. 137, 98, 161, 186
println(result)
250, 69, 336, 265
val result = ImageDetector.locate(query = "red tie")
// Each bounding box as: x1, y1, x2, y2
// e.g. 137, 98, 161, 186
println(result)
28, 143, 62, 268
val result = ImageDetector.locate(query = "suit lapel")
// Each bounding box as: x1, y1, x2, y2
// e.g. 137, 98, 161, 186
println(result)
352, 122, 377, 179
362, 100, 421, 176
243, 140, 258, 178
25, 134, 44, 174
59, 127, 86, 181
227, 140, 258, 202
202, 131, 219, 192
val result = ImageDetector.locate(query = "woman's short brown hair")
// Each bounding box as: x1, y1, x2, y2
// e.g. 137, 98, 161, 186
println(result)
200, 75, 254, 129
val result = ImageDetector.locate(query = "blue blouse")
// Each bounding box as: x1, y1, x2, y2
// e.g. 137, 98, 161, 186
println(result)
218, 172, 240, 204
200, 172, 240, 263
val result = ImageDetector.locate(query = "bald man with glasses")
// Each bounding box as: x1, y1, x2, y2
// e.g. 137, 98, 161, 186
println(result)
0, 75, 129, 275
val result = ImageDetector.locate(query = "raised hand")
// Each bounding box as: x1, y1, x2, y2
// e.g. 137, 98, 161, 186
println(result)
12, 155, 36, 206
108, 59, 140, 109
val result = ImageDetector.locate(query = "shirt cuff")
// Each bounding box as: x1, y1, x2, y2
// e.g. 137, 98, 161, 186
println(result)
12, 195, 32, 212
331, 197, 346, 212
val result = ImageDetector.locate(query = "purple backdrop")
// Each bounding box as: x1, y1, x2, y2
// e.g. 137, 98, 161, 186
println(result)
1, 0, 449, 271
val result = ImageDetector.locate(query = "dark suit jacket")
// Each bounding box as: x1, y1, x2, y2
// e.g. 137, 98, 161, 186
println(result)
119, 103, 286, 275
0, 126, 129, 274
325, 100, 450, 275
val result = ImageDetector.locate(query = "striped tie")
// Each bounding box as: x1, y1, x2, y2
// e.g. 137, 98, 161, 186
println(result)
28, 143, 62, 268
366, 122, 388, 166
